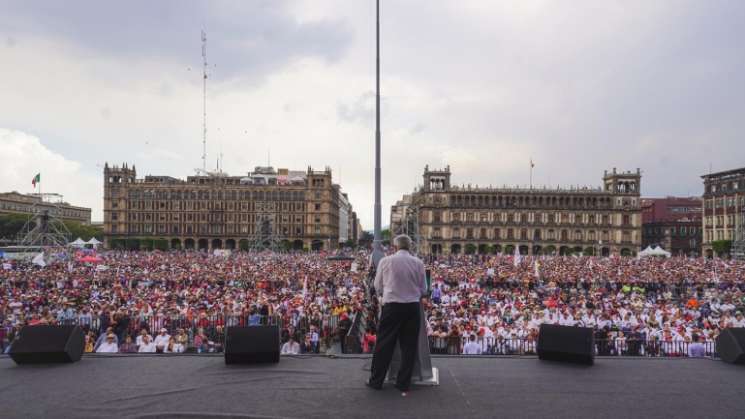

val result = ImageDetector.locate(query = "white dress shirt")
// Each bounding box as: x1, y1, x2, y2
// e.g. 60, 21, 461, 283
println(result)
463, 341, 482, 355
97, 342, 119, 353
139, 341, 157, 353
154, 334, 171, 348
374, 250, 427, 304
281, 341, 300, 354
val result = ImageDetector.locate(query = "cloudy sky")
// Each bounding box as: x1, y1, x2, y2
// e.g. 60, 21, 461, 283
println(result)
1, 1, 744, 226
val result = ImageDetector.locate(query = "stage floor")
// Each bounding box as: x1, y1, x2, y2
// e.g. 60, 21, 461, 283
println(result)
1, 354, 744, 419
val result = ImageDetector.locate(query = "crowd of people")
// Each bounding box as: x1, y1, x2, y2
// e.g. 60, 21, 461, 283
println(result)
425, 255, 745, 356
2, 248, 744, 358
1, 250, 368, 354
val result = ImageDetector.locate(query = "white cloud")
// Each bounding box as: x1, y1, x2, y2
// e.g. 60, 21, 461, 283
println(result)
1, 1, 744, 228
0, 129, 100, 221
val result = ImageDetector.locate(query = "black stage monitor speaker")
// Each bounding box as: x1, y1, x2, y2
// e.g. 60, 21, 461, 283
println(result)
717, 328, 745, 364
9, 325, 84, 365
224, 326, 280, 364
537, 324, 595, 365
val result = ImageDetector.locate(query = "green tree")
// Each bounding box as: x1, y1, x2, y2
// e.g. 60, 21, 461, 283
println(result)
711, 240, 732, 257
125, 238, 141, 250
63, 221, 103, 241
465, 243, 477, 254
153, 239, 169, 251
0, 214, 31, 240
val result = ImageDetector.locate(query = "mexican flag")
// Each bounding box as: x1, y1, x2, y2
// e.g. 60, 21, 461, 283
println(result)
32, 173, 40, 187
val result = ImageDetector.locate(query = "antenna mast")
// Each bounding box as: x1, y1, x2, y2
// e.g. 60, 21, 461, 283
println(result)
201, 30, 208, 172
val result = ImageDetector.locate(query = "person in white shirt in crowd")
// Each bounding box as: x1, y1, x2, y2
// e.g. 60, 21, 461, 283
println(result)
281, 335, 301, 355
165, 336, 185, 353
462, 334, 482, 355
138, 334, 157, 353
687, 333, 706, 358
96, 333, 119, 353
153, 328, 171, 353
135, 329, 151, 348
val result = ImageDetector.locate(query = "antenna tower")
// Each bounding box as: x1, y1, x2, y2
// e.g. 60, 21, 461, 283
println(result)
201, 30, 208, 173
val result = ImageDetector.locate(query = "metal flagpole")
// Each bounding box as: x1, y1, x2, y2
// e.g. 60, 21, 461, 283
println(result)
371, 0, 384, 270
530, 158, 534, 189
376, 0, 437, 386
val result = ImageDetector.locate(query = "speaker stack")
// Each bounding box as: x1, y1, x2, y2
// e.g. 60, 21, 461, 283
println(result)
224, 325, 280, 364
9, 325, 85, 365
717, 328, 745, 364
537, 324, 595, 365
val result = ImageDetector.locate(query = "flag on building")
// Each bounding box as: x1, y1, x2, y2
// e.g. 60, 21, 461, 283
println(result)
32, 173, 40, 187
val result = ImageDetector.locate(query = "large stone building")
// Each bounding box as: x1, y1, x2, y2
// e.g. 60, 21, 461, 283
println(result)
0, 191, 91, 224
394, 166, 642, 257
701, 167, 745, 258
641, 197, 702, 256
103, 163, 346, 251
338, 190, 352, 244
390, 194, 414, 237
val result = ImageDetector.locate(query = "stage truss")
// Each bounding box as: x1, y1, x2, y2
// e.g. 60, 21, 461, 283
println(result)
16, 193, 72, 247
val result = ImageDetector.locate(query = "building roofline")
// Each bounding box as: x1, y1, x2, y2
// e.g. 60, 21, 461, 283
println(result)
701, 167, 745, 179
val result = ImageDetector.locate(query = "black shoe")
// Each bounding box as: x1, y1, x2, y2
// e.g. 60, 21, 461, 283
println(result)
365, 379, 383, 390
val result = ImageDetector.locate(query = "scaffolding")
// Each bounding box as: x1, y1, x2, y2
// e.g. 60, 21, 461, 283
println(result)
246, 202, 286, 251
16, 193, 72, 247
393, 205, 422, 255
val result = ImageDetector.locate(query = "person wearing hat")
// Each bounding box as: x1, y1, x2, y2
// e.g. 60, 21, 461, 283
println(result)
154, 328, 171, 353
97, 333, 119, 353
138, 334, 157, 353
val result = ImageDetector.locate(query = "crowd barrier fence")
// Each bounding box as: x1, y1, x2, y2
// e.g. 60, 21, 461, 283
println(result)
427, 336, 718, 357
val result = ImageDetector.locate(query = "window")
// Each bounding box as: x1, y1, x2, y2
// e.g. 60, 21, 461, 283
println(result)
314, 203, 321, 211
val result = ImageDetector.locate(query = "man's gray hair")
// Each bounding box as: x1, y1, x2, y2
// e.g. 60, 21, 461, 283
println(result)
393, 234, 412, 250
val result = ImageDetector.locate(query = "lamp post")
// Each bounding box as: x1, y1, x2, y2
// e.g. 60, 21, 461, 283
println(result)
371, 0, 384, 269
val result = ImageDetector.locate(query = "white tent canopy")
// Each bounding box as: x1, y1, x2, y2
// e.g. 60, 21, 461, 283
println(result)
639, 245, 671, 258
651, 245, 671, 257
87, 237, 102, 246
70, 238, 87, 247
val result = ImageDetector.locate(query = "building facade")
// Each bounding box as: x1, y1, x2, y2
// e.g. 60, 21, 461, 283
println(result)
390, 194, 413, 237
0, 191, 91, 224
350, 211, 362, 244
103, 163, 343, 251
641, 197, 702, 256
338, 190, 351, 244
701, 167, 745, 257
399, 166, 642, 257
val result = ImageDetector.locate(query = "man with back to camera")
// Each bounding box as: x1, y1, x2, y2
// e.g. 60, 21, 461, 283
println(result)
366, 235, 427, 393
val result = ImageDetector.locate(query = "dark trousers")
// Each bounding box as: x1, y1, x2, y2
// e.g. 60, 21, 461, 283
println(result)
369, 302, 421, 390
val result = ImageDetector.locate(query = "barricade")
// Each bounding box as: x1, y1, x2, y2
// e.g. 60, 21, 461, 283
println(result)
428, 336, 717, 358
